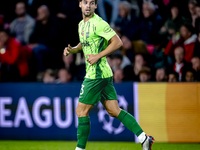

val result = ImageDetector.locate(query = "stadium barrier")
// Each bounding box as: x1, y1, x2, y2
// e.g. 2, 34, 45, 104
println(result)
0, 82, 199, 142
134, 83, 200, 143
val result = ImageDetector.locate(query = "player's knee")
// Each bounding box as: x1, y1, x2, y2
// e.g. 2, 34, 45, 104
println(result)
76, 107, 88, 117
107, 110, 119, 118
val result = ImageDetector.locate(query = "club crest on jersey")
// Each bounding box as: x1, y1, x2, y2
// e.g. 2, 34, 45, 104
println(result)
86, 32, 89, 38
82, 31, 84, 36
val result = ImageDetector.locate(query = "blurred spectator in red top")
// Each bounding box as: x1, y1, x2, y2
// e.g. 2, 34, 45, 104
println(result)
10, 1, 35, 45
165, 23, 197, 62
0, 30, 31, 81
171, 46, 191, 81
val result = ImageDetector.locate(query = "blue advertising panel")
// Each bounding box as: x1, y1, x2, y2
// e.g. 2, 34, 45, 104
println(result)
0, 82, 134, 141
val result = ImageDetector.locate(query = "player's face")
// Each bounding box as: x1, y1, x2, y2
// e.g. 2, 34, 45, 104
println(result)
79, 0, 97, 18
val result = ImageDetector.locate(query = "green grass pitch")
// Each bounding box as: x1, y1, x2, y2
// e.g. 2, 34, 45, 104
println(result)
0, 141, 199, 150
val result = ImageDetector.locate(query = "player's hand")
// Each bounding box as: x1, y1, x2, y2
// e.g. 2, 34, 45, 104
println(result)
63, 44, 72, 56
86, 54, 101, 65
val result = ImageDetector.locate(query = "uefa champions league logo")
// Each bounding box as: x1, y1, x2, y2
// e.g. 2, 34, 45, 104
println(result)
97, 95, 128, 135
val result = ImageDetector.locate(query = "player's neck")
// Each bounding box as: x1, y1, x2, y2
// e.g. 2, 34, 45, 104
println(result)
83, 13, 94, 23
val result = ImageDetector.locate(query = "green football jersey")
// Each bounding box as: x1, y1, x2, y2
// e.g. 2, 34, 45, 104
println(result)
78, 13, 116, 79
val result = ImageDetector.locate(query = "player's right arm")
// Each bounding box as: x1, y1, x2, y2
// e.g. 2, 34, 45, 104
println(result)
63, 43, 82, 56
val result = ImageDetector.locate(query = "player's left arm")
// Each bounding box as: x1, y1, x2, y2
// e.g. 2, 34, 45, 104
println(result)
86, 34, 123, 65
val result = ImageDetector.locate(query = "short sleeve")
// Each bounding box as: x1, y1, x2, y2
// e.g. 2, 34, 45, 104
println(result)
95, 20, 116, 41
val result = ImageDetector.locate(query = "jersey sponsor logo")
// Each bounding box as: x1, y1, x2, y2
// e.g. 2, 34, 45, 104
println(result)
81, 41, 90, 47
103, 26, 112, 33
82, 31, 84, 36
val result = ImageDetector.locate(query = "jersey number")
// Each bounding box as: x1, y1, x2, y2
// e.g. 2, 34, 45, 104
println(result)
80, 85, 85, 95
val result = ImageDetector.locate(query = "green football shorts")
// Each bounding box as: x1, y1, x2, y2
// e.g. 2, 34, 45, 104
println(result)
78, 77, 117, 105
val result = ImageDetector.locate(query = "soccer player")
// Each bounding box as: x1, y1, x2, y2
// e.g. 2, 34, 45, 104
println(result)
63, 0, 154, 150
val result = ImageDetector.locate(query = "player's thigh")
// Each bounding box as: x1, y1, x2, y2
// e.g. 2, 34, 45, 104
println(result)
76, 102, 93, 117
79, 78, 107, 105
103, 100, 121, 118
101, 77, 117, 102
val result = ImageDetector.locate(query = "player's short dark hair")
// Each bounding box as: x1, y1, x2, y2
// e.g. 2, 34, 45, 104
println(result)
78, 0, 98, 4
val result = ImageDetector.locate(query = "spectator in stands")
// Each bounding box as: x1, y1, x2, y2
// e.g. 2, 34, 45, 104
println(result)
160, 3, 186, 40
107, 55, 113, 69
29, 5, 59, 72
43, 68, 56, 83
184, 68, 195, 82
188, 0, 198, 27
171, 46, 191, 81
138, 1, 163, 44
62, 54, 78, 79
56, 68, 72, 83
138, 66, 151, 82
155, 68, 167, 82
57, 0, 81, 20
111, 53, 131, 71
193, 31, 200, 57
0, 15, 4, 30
27, 0, 63, 18
56, 0, 82, 63
10, 1, 35, 45
151, 34, 169, 71
0, 30, 31, 82
168, 71, 179, 82
165, 23, 197, 63
191, 56, 200, 81
97, 0, 120, 27
111, 53, 123, 71
115, 1, 139, 41
194, 3, 200, 34
113, 69, 124, 83
123, 54, 147, 81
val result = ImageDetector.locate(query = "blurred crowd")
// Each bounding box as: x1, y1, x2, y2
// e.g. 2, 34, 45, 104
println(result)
0, 0, 200, 83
